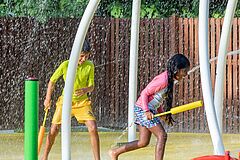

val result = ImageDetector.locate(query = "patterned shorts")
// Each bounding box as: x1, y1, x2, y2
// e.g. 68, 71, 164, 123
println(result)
134, 105, 161, 128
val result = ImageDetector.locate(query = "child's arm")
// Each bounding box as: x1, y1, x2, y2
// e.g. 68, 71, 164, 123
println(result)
44, 81, 55, 110
44, 61, 66, 110
140, 89, 151, 111
74, 63, 94, 97
140, 74, 168, 111
74, 86, 94, 96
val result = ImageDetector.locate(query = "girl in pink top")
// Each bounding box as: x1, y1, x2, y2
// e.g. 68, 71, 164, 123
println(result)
109, 54, 190, 160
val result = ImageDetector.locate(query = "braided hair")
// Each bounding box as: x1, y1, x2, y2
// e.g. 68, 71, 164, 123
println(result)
164, 54, 190, 125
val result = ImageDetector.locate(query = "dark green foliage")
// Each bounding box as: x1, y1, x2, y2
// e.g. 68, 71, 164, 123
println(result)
0, 0, 89, 22
0, 0, 240, 20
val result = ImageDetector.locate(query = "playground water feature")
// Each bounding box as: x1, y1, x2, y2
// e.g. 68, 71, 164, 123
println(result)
1, 1, 240, 159
187, 49, 240, 75
1, 23, 240, 159
1, 17, 240, 158
0, 132, 240, 160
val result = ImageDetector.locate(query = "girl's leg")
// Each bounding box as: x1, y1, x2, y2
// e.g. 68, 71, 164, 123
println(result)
109, 125, 152, 160
148, 123, 167, 160
85, 120, 101, 160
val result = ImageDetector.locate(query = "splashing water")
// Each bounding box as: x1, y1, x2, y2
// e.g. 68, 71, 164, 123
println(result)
187, 49, 240, 75
112, 49, 240, 147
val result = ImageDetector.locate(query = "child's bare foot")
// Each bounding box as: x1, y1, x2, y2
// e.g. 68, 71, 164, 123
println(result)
108, 149, 118, 160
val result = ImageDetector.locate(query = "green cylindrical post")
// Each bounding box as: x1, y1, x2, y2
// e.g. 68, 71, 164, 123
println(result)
24, 77, 39, 160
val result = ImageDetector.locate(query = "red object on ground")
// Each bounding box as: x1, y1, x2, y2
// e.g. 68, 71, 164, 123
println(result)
192, 151, 239, 160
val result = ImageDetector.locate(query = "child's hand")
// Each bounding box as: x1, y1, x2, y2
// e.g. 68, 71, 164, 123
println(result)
144, 111, 154, 120
74, 88, 86, 96
44, 99, 51, 111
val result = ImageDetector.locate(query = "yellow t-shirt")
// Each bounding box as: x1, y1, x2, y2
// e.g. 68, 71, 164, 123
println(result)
50, 60, 94, 102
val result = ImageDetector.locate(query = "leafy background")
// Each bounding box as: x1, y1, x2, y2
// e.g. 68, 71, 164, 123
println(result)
1, 0, 240, 22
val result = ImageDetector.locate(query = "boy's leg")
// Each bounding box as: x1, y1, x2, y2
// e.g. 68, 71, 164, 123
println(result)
108, 125, 152, 160
85, 120, 100, 160
148, 123, 167, 160
41, 96, 62, 160
41, 124, 60, 160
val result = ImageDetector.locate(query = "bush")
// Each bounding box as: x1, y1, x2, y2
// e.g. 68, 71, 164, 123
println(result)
0, 0, 239, 21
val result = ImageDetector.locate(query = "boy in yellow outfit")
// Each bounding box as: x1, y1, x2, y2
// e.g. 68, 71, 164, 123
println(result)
41, 40, 100, 160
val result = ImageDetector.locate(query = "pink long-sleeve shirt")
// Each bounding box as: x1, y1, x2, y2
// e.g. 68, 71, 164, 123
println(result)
135, 71, 168, 111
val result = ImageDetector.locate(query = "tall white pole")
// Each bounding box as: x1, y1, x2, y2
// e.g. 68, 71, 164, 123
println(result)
198, 0, 225, 155
61, 0, 100, 159
214, 0, 238, 134
128, 0, 141, 142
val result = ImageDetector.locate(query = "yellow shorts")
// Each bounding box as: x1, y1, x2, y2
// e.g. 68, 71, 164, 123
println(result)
52, 96, 96, 124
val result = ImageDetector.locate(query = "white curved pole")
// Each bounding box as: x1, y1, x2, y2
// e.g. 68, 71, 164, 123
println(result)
214, 0, 238, 134
128, 0, 141, 142
199, 0, 225, 155
61, 0, 100, 159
